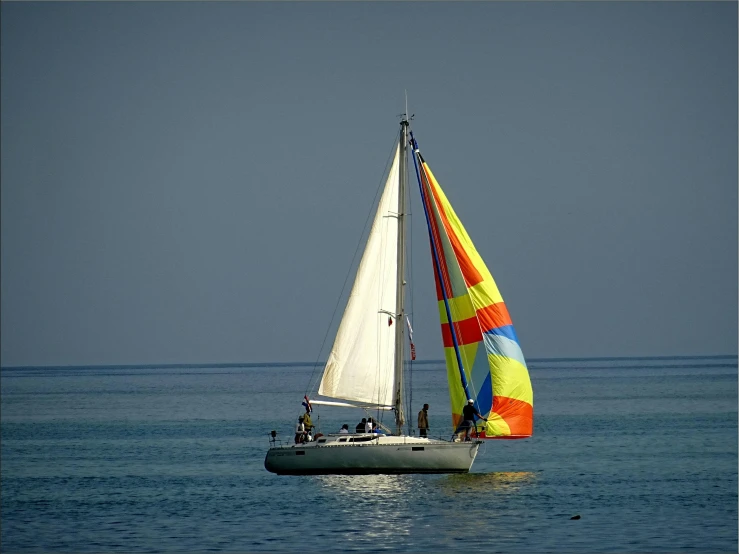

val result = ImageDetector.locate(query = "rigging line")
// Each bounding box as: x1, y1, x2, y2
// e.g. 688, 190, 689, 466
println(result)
434, 199, 480, 403
428, 173, 481, 402
404, 137, 414, 435
376, 184, 395, 418
303, 129, 403, 400
425, 161, 480, 402
410, 133, 473, 402
369, 206, 386, 421
375, 191, 385, 413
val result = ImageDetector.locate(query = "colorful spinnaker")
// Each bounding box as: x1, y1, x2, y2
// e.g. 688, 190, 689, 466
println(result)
412, 140, 533, 439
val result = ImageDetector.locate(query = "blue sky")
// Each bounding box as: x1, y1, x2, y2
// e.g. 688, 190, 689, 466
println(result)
1, 2, 736, 366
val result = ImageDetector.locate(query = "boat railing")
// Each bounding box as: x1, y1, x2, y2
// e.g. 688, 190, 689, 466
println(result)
268, 436, 283, 447
324, 432, 384, 437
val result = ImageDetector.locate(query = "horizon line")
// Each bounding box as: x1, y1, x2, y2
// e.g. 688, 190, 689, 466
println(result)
1, 353, 737, 371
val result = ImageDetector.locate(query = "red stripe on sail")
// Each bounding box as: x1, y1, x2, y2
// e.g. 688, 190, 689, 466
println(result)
421, 164, 454, 302
477, 302, 512, 332
438, 304, 511, 349
431, 249, 445, 301
491, 396, 533, 437
441, 316, 483, 347
426, 169, 484, 288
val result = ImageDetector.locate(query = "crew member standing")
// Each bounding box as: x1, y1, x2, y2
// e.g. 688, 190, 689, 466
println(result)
417, 403, 429, 437
461, 399, 487, 441
294, 416, 306, 444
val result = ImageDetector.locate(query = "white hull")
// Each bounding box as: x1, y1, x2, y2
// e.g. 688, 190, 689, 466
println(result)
264, 434, 481, 475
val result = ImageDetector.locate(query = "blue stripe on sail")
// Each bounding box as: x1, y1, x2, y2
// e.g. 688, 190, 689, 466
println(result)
468, 343, 490, 404
486, 324, 519, 344
483, 333, 527, 369
475, 372, 493, 417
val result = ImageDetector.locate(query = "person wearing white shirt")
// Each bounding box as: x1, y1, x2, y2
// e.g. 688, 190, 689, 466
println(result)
294, 416, 306, 444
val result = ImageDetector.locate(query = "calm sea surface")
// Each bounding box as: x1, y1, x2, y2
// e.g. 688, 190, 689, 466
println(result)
1, 356, 737, 552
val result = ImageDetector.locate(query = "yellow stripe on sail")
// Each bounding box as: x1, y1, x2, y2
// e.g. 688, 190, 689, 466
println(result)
488, 354, 534, 404
437, 293, 476, 324
444, 347, 469, 413
484, 412, 512, 436
468, 280, 503, 310
445, 344, 479, 386
457, 342, 479, 377
437, 281, 505, 324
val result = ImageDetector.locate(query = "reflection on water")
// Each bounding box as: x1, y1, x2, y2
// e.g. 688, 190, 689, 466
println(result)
310, 473, 537, 547
315, 474, 412, 499
314, 475, 413, 542
440, 472, 537, 495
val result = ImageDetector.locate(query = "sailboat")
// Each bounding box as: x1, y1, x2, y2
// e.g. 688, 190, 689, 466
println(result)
264, 116, 533, 475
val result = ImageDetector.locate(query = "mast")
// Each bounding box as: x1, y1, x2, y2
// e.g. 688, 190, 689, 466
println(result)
393, 117, 409, 434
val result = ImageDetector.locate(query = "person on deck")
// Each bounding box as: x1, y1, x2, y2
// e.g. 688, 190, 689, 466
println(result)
365, 417, 374, 433
303, 410, 313, 435
461, 399, 487, 441
339, 424, 349, 434
418, 403, 429, 438
356, 418, 367, 433
294, 416, 306, 444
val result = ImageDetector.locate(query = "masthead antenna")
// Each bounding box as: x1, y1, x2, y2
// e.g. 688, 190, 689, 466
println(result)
399, 91, 414, 126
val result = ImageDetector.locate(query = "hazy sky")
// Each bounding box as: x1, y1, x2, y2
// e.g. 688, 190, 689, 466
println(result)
1, 2, 736, 367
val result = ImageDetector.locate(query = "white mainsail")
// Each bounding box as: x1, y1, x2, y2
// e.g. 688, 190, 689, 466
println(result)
318, 146, 400, 406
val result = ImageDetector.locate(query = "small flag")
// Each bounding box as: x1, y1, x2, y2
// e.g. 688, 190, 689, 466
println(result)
410, 343, 416, 361
388, 317, 393, 327
302, 395, 312, 413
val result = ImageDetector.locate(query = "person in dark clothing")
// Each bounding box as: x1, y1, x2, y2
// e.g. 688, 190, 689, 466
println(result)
355, 418, 367, 433
461, 399, 486, 441
418, 404, 429, 437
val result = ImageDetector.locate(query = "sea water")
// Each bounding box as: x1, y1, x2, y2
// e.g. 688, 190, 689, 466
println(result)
1, 356, 737, 552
